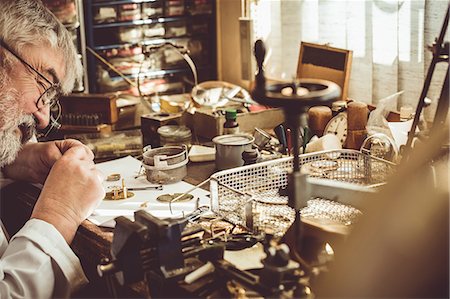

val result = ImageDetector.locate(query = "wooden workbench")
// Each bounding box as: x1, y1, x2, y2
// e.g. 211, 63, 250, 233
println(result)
1, 158, 346, 297
0, 160, 217, 297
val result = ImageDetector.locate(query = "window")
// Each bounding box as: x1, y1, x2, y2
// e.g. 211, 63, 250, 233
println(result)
250, 0, 448, 119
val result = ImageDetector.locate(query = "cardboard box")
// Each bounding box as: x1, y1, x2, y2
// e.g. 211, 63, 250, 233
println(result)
297, 42, 352, 101
187, 107, 285, 139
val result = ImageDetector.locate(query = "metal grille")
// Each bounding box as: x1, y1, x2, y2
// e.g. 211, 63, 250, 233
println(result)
210, 149, 395, 236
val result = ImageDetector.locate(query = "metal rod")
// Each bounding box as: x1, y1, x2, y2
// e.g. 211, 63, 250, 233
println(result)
432, 64, 449, 128
86, 46, 137, 87
404, 4, 449, 156
169, 178, 211, 214
128, 186, 163, 191
287, 113, 301, 172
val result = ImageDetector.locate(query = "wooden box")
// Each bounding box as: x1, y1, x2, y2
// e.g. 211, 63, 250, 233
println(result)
297, 42, 353, 101
59, 93, 118, 124
187, 107, 285, 139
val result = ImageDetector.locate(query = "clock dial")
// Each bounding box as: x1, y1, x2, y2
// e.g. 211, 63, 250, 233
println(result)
324, 112, 348, 146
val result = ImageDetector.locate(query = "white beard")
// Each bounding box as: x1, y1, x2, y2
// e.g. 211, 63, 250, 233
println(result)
0, 73, 36, 167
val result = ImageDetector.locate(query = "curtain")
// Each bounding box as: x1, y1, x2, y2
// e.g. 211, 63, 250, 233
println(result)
251, 0, 449, 120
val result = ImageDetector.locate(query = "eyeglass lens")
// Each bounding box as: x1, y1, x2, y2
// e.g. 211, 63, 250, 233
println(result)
37, 85, 59, 107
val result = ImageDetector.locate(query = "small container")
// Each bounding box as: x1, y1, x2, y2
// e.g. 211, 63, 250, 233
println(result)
213, 134, 254, 170
242, 148, 260, 165
157, 125, 192, 148
142, 145, 188, 184
253, 127, 271, 149
118, 3, 141, 21
223, 109, 239, 135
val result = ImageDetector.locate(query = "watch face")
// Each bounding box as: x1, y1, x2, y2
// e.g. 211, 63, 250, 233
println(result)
324, 112, 348, 145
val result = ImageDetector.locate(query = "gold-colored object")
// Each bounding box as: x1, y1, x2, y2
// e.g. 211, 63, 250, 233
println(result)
104, 180, 133, 200
156, 193, 194, 203
104, 189, 135, 200
226, 281, 247, 299
107, 173, 121, 181
139, 193, 194, 208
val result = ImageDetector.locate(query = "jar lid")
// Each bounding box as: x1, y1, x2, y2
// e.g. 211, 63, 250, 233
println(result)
225, 109, 237, 120
212, 134, 254, 146
157, 125, 192, 138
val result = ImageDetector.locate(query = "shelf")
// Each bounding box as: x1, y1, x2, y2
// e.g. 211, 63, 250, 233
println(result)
93, 35, 208, 51
109, 68, 188, 80
85, 0, 217, 93
91, 0, 158, 7
92, 13, 212, 29
93, 16, 177, 29
108, 65, 212, 81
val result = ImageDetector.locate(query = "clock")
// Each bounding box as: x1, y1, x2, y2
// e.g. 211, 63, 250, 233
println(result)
324, 112, 348, 146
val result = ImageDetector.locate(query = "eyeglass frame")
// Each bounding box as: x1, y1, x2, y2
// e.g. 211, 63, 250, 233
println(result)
0, 39, 61, 109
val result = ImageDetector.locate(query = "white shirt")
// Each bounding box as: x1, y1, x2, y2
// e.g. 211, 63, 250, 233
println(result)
0, 171, 88, 298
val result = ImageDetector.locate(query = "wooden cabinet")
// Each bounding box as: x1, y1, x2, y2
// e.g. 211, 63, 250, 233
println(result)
84, 0, 217, 94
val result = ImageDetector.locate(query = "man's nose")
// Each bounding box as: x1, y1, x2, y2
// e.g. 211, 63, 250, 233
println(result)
33, 105, 50, 129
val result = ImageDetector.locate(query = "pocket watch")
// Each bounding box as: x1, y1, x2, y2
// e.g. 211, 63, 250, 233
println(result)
324, 112, 348, 146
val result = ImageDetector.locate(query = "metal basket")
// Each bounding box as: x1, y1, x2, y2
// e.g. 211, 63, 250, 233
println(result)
210, 149, 395, 236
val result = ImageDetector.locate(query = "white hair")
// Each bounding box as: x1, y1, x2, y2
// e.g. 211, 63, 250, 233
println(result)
0, 0, 82, 93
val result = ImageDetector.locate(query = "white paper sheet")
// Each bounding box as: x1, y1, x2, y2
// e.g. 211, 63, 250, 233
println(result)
224, 243, 266, 270
89, 156, 210, 227
388, 119, 414, 148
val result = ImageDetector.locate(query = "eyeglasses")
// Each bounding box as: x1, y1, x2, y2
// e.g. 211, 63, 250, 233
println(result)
0, 39, 61, 109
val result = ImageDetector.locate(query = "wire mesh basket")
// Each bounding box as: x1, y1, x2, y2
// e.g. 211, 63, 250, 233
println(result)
210, 149, 396, 236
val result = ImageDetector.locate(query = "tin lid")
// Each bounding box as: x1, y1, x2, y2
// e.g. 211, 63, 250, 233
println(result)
212, 134, 254, 146
157, 125, 192, 139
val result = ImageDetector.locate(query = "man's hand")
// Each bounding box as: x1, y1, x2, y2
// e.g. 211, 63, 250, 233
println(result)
31, 145, 105, 243
3, 139, 93, 184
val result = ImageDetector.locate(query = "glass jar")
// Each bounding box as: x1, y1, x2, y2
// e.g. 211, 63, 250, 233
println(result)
223, 109, 239, 134
157, 125, 192, 148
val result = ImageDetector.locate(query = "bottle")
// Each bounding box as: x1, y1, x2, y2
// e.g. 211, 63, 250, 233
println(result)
223, 109, 239, 134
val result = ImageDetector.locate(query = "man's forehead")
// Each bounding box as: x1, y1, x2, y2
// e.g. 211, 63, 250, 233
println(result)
22, 43, 65, 82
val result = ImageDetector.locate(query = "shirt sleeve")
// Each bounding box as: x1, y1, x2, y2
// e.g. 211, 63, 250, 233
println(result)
0, 219, 88, 298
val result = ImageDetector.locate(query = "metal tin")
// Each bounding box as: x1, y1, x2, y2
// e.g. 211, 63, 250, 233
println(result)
142, 145, 188, 184
212, 134, 255, 170
157, 125, 192, 148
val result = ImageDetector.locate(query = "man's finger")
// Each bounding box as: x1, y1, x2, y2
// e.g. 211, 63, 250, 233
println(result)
62, 145, 95, 161
56, 140, 94, 160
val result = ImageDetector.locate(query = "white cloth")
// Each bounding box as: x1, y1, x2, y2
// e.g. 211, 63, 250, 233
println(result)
0, 171, 88, 298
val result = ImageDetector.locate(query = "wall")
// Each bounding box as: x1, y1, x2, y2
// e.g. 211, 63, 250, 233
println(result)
216, 0, 243, 86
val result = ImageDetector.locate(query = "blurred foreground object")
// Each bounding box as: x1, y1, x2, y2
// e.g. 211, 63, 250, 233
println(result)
316, 124, 449, 298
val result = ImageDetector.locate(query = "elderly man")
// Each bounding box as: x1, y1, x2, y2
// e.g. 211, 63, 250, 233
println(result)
0, 0, 105, 297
